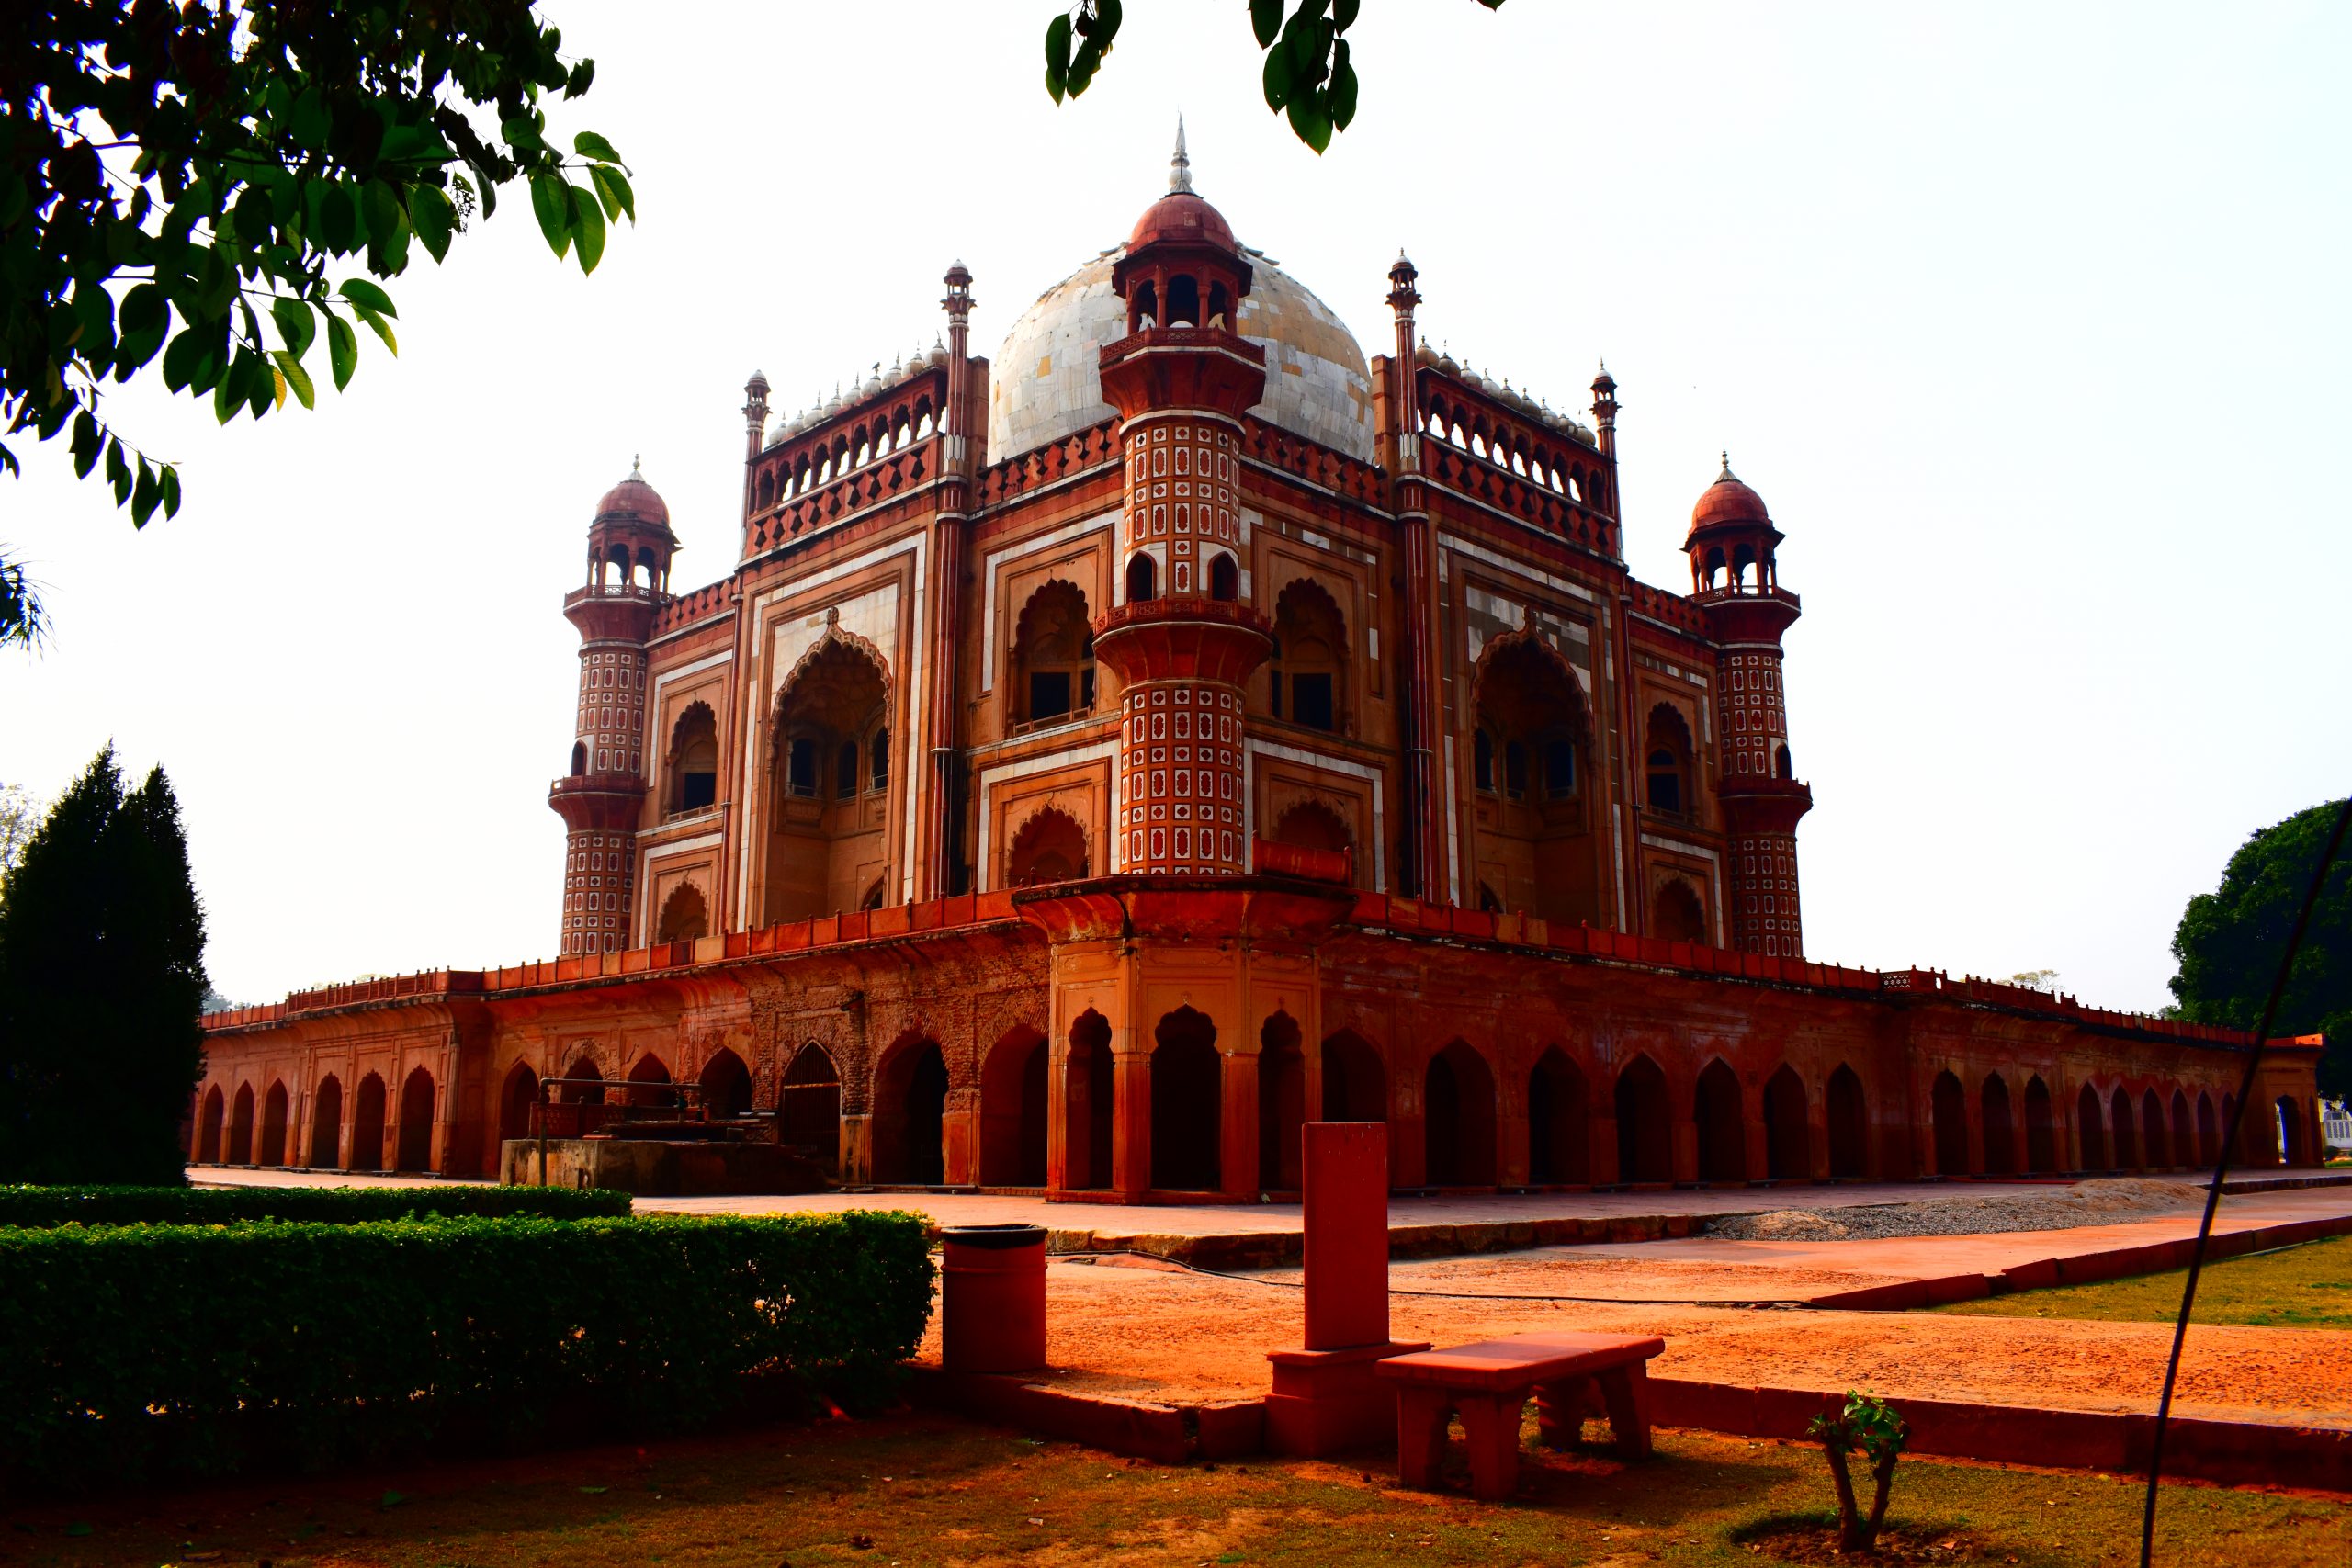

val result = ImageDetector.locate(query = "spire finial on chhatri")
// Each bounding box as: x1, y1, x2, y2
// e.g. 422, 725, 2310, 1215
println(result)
1719, 449, 1736, 481
630, 453, 642, 478
1170, 115, 1193, 194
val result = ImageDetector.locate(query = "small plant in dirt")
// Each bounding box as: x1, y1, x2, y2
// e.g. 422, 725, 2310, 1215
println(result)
1807, 1390, 1910, 1551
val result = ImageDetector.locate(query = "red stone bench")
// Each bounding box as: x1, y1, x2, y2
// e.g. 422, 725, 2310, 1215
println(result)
1374, 1331, 1666, 1501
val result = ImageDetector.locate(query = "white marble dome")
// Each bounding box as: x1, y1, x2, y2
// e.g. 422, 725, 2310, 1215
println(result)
986, 245, 1375, 464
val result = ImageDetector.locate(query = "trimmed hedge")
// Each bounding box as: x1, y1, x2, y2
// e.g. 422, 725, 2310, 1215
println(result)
0, 1182, 632, 1227
0, 1210, 933, 1488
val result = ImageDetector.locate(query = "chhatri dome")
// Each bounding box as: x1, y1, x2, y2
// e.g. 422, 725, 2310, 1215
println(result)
987, 127, 1375, 463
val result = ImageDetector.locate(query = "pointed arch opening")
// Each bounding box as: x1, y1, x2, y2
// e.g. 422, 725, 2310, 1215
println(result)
1424, 1041, 1498, 1187
766, 634, 893, 924
2278, 1095, 2307, 1167
198, 1084, 225, 1164
1614, 1053, 1672, 1184
259, 1080, 289, 1167
1471, 632, 1599, 923
1826, 1064, 1869, 1178
1321, 1029, 1387, 1124
1982, 1073, 2016, 1176
1269, 579, 1347, 733
351, 1072, 387, 1171
560, 1053, 606, 1106
780, 1043, 842, 1172
666, 702, 718, 815
1763, 1064, 1809, 1180
874, 1035, 948, 1185
980, 1028, 1050, 1188
227, 1083, 255, 1164
1652, 876, 1707, 944
1644, 704, 1695, 818
395, 1066, 435, 1171
2077, 1083, 2108, 1171
1528, 1047, 1589, 1185
1125, 551, 1158, 604
1011, 580, 1096, 728
1271, 800, 1353, 874
1207, 552, 1239, 603
1151, 1007, 1222, 1191
309, 1074, 343, 1167
2109, 1085, 2139, 1170
656, 882, 708, 943
2170, 1090, 2195, 1171
2025, 1075, 2055, 1174
1694, 1059, 1746, 1182
1258, 1011, 1307, 1192
2141, 1088, 2170, 1168
1008, 807, 1089, 886
500, 1062, 540, 1144
626, 1054, 673, 1111
699, 1047, 752, 1119
1931, 1070, 1968, 1176
2197, 1091, 2219, 1166
1065, 1009, 1115, 1190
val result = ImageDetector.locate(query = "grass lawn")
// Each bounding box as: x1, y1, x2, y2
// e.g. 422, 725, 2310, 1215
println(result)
10, 1410, 2346, 1567
1929, 1235, 2352, 1329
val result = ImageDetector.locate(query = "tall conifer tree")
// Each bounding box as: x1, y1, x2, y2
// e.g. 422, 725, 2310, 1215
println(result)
0, 746, 209, 1183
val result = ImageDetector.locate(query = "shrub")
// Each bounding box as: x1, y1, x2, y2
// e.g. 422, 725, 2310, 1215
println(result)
1807, 1390, 1910, 1551
0, 1182, 632, 1227
0, 1210, 933, 1489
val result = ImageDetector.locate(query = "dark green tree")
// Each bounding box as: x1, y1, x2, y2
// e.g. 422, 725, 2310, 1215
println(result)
1043, 1, 1509, 153
2, 0, 635, 645
0, 744, 209, 1183
2169, 799, 2352, 1100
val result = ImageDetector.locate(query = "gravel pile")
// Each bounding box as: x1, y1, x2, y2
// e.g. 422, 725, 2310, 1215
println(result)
1706, 1178, 2206, 1242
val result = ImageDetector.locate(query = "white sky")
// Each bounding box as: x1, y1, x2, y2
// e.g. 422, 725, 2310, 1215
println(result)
5, 2, 2346, 1012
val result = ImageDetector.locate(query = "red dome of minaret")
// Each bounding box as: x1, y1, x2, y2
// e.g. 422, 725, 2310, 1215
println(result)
1688, 455, 1770, 536
1125, 119, 1239, 254
594, 461, 673, 530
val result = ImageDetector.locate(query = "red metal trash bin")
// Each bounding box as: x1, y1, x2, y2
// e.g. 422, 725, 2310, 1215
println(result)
941, 1222, 1047, 1373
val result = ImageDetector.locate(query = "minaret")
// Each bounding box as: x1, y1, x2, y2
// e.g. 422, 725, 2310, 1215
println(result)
1387, 251, 1444, 900
1687, 456, 1811, 957
740, 370, 770, 521
1089, 130, 1272, 875
921, 264, 977, 897
549, 462, 676, 954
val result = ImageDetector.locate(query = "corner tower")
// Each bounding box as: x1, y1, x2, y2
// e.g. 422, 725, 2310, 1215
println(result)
1089, 133, 1273, 875
1688, 457, 1811, 956
549, 462, 676, 954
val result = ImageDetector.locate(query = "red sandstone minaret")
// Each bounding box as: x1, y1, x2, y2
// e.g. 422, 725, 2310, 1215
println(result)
1687, 457, 1811, 956
1088, 127, 1273, 875
549, 462, 675, 954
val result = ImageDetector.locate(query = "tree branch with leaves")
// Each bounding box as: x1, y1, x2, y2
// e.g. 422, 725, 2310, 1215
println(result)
1044, 0, 1508, 154
0, 0, 638, 646
1807, 1391, 1909, 1553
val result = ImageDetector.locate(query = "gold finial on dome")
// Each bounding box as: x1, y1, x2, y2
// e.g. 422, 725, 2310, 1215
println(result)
1170, 115, 1193, 194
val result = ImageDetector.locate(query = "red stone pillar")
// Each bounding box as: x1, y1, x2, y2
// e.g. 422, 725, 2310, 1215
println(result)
1265, 1122, 1430, 1455
1222, 1045, 1261, 1201
1112, 1036, 1152, 1201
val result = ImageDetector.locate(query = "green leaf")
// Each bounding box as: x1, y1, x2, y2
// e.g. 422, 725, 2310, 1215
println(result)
1330, 52, 1359, 130
572, 130, 626, 167
338, 278, 398, 318
106, 438, 130, 503
1287, 93, 1332, 153
71, 411, 100, 479
132, 459, 163, 525
571, 183, 605, 276
161, 465, 182, 518
501, 116, 547, 152
589, 164, 635, 224
410, 184, 456, 262
1251, 0, 1284, 47
1045, 13, 1073, 102
1333, 0, 1359, 30
1068, 39, 1103, 97
355, 306, 399, 357
364, 180, 408, 273
327, 312, 357, 390
1262, 49, 1294, 111
272, 297, 316, 360
272, 350, 316, 410
531, 173, 572, 259
320, 181, 356, 254
116, 284, 169, 372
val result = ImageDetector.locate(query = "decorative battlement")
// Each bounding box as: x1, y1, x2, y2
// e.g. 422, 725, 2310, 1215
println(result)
1411, 363, 1618, 558
1626, 580, 1710, 637
743, 362, 956, 554
975, 418, 1120, 507
744, 438, 937, 556
650, 579, 735, 637
1240, 418, 1386, 507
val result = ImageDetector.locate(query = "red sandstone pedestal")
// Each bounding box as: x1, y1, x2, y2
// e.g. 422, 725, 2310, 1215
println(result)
1264, 1122, 1426, 1455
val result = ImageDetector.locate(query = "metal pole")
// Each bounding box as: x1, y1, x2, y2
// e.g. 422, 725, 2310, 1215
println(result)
537, 1076, 549, 1188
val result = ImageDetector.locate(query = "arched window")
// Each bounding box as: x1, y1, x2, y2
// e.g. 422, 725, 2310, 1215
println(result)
656, 883, 707, 943
1012, 581, 1096, 727
1775, 742, 1794, 780
1269, 581, 1345, 732
1652, 877, 1706, 942
1007, 807, 1088, 886
1125, 552, 1158, 604
1130, 279, 1159, 333
1644, 705, 1695, 817
1542, 737, 1577, 798
1208, 552, 1238, 602
868, 726, 889, 792
1206, 281, 1231, 327
766, 636, 893, 924
1471, 633, 1600, 924
1474, 728, 1496, 793
1168, 275, 1200, 326
667, 703, 718, 813
570, 740, 587, 777
834, 738, 860, 798
786, 736, 818, 797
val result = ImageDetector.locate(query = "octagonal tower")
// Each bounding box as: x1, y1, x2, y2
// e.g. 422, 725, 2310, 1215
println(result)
549, 461, 675, 955
1090, 133, 1273, 876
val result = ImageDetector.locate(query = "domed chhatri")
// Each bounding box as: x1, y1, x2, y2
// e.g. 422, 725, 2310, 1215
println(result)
1690, 455, 1770, 532
594, 458, 673, 531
